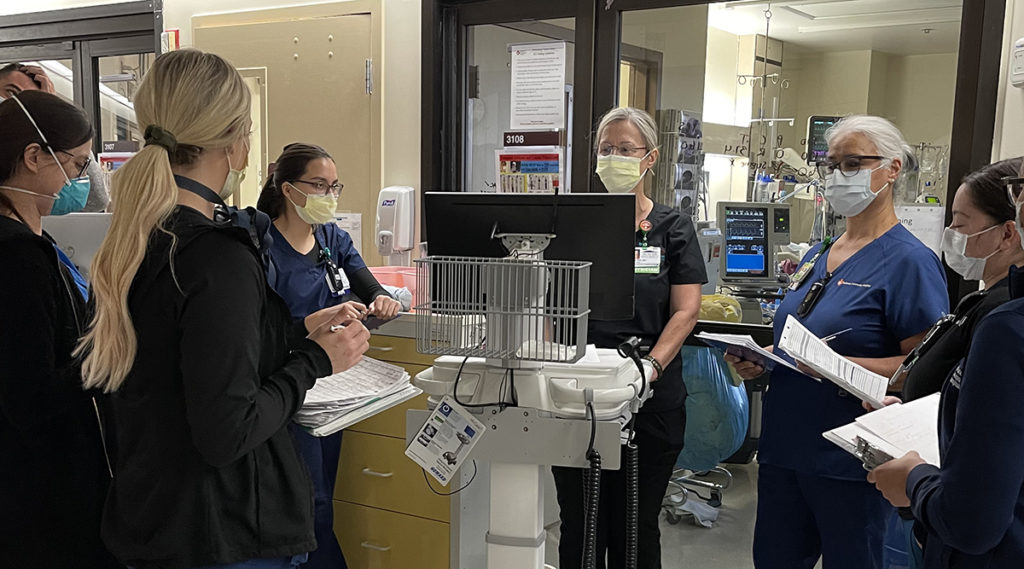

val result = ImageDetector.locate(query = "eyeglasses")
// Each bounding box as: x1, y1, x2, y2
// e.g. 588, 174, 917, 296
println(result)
292, 179, 343, 196
796, 273, 832, 319
1002, 175, 1024, 205
58, 150, 91, 179
598, 144, 648, 157
816, 155, 886, 179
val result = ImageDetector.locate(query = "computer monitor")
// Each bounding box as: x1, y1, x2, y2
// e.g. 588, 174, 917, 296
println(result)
717, 202, 790, 288
41, 212, 112, 277
424, 192, 635, 321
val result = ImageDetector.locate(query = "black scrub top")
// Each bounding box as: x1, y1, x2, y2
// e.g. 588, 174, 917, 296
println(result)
588, 203, 707, 413
901, 278, 1011, 402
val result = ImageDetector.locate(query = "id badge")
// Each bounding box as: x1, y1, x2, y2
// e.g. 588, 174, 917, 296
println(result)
635, 246, 661, 274
324, 266, 351, 297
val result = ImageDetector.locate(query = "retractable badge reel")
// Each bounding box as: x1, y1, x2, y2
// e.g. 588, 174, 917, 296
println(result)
320, 244, 351, 297
635, 219, 661, 274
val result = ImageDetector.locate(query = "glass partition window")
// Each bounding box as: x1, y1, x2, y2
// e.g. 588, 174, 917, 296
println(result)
465, 21, 575, 192
618, 1, 962, 242
98, 53, 154, 146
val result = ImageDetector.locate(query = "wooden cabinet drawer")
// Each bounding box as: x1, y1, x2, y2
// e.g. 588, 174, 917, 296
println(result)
368, 334, 437, 367
336, 431, 450, 522
334, 500, 449, 569
349, 388, 430, 438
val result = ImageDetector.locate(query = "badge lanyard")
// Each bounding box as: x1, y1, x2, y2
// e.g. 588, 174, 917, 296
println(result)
635, 218, 662, 275
315, 227, 350, 297
788, 237, 833, 291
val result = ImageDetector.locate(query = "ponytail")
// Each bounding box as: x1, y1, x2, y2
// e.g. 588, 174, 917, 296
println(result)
77, 49, 251, 392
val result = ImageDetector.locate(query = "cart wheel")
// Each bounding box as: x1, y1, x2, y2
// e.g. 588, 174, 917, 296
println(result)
708, 492, 722, 508
666, 511, 682, 525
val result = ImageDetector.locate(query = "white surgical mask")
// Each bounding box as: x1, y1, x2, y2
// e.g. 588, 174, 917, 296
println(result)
1016, 201, 1024, 252
596, 151, 653, 193
221, 146, 247, 201
823, 164, 890, 217
941, 225, 999, 281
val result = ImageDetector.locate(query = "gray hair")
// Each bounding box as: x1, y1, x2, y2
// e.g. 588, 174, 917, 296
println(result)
825, 115, 915, 176
595, 107, 659, 154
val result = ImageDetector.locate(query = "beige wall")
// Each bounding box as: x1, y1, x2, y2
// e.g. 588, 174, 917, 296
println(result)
884, 53, 957, 147
621, 5, 708, 116
0, 0, 422, 201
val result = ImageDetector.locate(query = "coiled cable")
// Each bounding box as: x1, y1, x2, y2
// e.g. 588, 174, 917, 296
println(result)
582, 400, 601, 569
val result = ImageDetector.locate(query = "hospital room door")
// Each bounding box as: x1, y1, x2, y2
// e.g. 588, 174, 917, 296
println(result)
194, 12, 382, 266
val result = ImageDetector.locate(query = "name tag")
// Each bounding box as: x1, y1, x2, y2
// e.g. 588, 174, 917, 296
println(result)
635, 246, 661, 274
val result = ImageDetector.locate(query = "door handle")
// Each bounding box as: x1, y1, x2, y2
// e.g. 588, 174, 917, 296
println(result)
360, 541, 392, 552
361, 467, 394, 478
368, 345, 394, 352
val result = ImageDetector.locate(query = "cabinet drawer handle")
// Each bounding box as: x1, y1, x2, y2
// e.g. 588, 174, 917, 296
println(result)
360, 541, 392, 552
368, 345, 394, 352
361, 467, 394, 478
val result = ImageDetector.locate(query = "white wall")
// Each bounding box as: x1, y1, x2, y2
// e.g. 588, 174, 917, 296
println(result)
993, 0, 1024, 161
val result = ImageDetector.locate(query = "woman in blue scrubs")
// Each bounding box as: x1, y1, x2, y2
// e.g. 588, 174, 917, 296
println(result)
257, 143, 401, 569
868, 181, 1024, 569
728, 115, 949, 569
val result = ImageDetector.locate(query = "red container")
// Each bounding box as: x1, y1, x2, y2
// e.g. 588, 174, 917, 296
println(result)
369, 266, 417, 306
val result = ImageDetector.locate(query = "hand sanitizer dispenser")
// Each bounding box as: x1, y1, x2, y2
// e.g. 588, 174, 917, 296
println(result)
376, 186, 415, 265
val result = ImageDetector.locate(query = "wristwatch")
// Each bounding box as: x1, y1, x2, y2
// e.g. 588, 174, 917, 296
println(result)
642, 355, 663, 379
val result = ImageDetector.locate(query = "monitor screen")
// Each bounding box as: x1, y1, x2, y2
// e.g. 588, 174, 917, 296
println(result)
723, 205, 768, 279
807, 115, 842, 165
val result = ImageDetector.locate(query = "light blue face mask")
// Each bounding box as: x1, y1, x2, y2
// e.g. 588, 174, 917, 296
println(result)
50, 174, 90, 216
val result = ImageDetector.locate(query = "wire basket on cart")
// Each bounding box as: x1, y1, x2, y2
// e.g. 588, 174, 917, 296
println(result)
414, 256, 592, 363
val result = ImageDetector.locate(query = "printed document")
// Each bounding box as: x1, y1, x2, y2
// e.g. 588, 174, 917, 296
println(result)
778, 315, 888, 408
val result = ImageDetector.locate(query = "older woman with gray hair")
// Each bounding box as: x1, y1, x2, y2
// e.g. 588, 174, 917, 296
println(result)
727, 115, 949, 568
552, 106, 706, 569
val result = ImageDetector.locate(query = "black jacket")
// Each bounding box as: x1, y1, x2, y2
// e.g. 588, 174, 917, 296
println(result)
101, 207, 331, 569
0, 216, 118, 568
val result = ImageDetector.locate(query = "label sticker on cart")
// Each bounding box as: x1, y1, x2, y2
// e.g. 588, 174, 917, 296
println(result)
405, 395, 486, 485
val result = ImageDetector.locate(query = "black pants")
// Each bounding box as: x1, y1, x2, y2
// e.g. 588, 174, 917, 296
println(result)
552, 408, 685, 569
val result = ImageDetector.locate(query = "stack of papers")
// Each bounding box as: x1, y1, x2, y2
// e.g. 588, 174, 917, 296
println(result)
777, 315, 888, 408
295, 357, 420, 437
695, 331, 799, 372
823, 393, 941, 467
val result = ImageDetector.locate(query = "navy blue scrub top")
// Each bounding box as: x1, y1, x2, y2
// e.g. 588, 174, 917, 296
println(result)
267, 222, 367, 319
907, 266, 1024, 568
759, 223, 948, 480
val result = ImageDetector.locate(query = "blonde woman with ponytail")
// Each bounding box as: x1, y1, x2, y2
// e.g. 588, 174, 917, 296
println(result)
79, 49, 370, 569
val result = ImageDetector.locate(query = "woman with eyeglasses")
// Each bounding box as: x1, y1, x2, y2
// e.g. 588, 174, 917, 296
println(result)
858, 158, 1024, 569
867, 176, 1024, 569
727, 115, 949, 569
552, 107, 706, 569
257, 143, 401, 569
0, 91, 120, 567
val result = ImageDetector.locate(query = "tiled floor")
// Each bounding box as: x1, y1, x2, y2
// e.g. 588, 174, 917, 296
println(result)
658, 462, 759, 568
